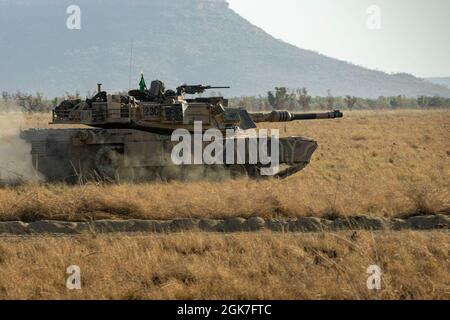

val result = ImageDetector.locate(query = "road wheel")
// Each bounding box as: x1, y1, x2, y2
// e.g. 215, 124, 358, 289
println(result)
228, 164, 248, 179
94, 146, 123, 180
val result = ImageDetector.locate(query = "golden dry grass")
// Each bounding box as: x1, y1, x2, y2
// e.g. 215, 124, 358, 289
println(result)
0, 231, 448, 300
0, 112, 448, 300
0, 110, 448, 221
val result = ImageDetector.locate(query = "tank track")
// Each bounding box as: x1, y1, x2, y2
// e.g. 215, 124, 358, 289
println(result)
20, 128, 315, 183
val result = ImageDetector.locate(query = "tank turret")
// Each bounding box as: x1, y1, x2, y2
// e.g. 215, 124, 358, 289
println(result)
51, 80, 342, 133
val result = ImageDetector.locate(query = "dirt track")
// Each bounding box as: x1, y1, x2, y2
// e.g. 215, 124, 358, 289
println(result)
0, 214, 448, 235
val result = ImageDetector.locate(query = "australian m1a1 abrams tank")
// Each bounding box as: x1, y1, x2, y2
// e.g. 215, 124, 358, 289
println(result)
20, 79, 343, 182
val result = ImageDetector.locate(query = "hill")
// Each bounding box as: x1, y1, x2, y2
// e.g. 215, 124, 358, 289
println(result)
0, 0, 449, 98
426, 77, 450, 89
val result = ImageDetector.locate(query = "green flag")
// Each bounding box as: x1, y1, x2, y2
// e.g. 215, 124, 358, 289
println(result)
139, 73, 147, 92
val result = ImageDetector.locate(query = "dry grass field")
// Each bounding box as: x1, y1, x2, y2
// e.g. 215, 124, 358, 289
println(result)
0, 231, 448, 300
0, 110, 448, 300
0, 110, 448, 222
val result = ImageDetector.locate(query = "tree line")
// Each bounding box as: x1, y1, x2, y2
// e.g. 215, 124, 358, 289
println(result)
1, 88, 449, 113
229, 87, 450, 111
0, 91, 82, 112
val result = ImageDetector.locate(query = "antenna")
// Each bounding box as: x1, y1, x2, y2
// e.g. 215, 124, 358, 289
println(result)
128, 38, 134, 90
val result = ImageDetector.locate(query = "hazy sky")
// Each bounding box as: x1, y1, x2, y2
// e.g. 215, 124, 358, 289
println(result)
227, 0, 450, 77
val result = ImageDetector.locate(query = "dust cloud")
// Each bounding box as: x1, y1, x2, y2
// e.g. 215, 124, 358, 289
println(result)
0, 113, 42, 184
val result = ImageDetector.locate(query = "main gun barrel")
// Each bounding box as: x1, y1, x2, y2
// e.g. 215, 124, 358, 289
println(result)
291, 110, 343, 120
250, 110, 343, 123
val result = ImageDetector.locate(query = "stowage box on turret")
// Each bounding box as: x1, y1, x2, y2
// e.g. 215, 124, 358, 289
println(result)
20, 80, 343, 182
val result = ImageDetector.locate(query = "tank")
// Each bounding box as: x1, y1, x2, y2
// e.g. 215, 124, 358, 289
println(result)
20, 80, 343, 182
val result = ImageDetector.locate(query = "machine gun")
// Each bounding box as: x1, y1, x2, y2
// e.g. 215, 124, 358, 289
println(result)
177, 84, 230, 95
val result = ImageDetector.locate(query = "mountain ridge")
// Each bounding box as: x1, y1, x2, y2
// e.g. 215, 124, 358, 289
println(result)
425, 77, 450, 89
0, 0, 449, 98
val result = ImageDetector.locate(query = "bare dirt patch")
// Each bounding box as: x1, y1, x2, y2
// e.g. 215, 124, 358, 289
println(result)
0, 214, 448, 235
